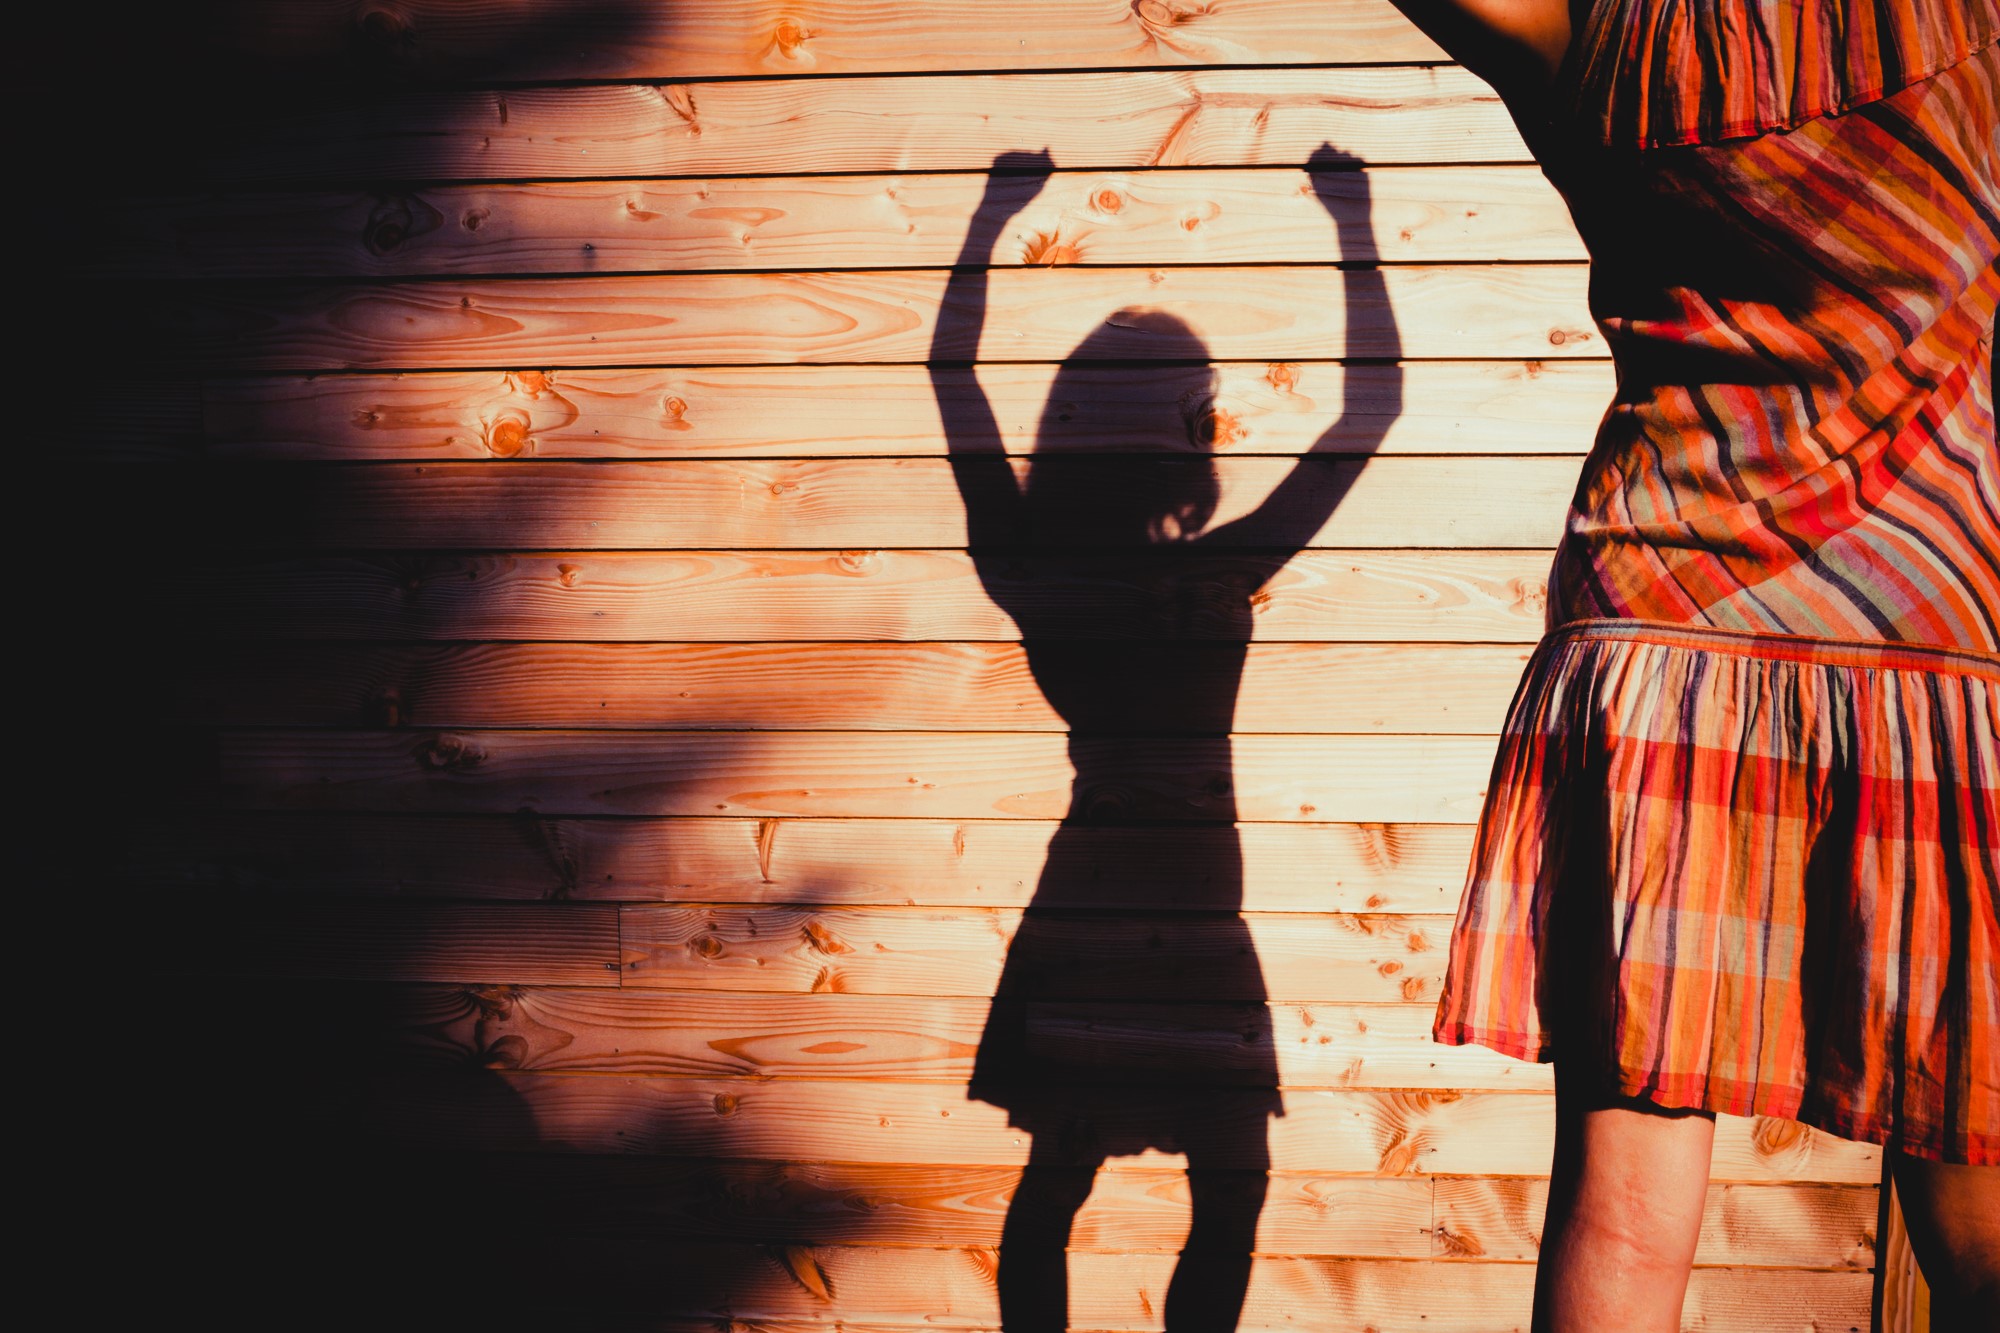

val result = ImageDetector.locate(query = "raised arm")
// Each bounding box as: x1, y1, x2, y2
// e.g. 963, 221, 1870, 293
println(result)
930, 151, 1056, 553
1390, 0, 1581, 115
1195, 145, 1402, 557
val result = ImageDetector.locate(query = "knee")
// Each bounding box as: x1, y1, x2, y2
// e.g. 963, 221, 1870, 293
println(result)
1557, 1196, 1699, 1276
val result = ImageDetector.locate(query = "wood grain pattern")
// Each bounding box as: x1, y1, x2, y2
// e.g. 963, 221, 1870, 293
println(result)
167, 641, 1533, 733
204, 68, 1526, 184
361, 1152, 1876, 1265
358, 986, 1538, 1086
213, 456, 1580, 550
496, 1242, 1871, 1329
102, 0, 1887, 1319
362, 1074, 1885, 1181
182, 549, 1554, 642
156, 265, 1597, 372
1431, 1178, 1877, 1269
114, 167, 1580, 278
125, 815, 1477, 911
209, 1, 1447, 81
146, 901, 621, 984
617, 905, 1459, 1002
201, 361, 1612, 460
212, 728, 1501, 822
1877, 1175, 1931, 1333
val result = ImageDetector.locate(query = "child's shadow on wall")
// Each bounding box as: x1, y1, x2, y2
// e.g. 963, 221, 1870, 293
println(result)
931, 145, 1403, 1331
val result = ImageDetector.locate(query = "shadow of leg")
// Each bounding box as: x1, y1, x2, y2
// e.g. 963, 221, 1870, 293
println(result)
998, 1157, 1100, 1333
1165, 1136, 1269, 1331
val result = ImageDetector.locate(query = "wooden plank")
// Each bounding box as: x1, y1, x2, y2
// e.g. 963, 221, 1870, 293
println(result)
367, 1153, 1876, 1266
204, 68, 1527, 184
167, 642, 1532, 733
123, 815, 1477, 912
492, 1242, 1870, 1329
200, 361, 1612, 460
336, 986, 1537, 1086
212, 729, 1501, 823
1433, 1178, 1878, 1269
181, 549, 1554, 641
153, 265, 1597, 372
1876, 1174, 1931, 1333
615, 905, 1458, 1003
362, 1074, 1885, 1181
208, 1, 1447, 81
143, 901, 621, 984
210, 456, 1580, 550
114, 167, 1580, 278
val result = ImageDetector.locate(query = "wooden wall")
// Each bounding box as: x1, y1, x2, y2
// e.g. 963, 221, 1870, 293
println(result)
100, 2, 1890, 1327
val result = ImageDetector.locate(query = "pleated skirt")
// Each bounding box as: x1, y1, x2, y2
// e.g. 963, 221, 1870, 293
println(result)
1431, 619, 1999, 1164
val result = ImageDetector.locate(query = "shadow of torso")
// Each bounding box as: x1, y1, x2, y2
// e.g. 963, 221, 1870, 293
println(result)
962, 326, 1282, 1157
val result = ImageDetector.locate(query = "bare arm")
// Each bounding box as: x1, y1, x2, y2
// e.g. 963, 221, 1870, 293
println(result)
1390, 0, 1583, 112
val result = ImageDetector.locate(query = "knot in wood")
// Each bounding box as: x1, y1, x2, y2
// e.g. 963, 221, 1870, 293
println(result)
661, 85, 701, 133
1078, 783, 1134, 821
1022, 229, 1081, 265
355, 5, 413, 55
482, 1035, 528, 1069
1133, 0, 1203, 28
1376, 1135, 1423, 1175
1435, 1225, 1485, 1258
484, 412, 532, 457
362, 194, 441, 256
415, 733, 486, 771
833, 550, 878, 575
1093, 188, 1123, 214
801, 920, 854, 955
1751, 1115, 1806, 1156
772, 17, 811, 52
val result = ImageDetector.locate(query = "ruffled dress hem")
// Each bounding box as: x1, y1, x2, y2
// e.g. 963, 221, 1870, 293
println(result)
1561, 0, 2000, 147
1430, 619, 2000, 1166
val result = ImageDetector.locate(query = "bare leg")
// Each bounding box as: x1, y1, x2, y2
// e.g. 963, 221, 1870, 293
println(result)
1533, 1064, 1717, 1333
1888, 1151, 2000, 1327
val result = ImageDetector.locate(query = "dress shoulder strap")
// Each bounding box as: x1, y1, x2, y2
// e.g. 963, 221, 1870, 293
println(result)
1560, 0, 2000, 147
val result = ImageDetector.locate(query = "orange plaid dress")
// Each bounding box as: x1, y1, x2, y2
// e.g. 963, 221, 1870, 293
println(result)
1432, 0, 2000, 1164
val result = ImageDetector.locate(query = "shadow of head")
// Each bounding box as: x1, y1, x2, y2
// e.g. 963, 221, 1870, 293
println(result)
1028, 311, 1223, 546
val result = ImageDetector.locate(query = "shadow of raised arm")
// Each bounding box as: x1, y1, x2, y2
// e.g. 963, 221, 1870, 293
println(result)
930, 150, 1056, 564
1194, 144, 1404, 565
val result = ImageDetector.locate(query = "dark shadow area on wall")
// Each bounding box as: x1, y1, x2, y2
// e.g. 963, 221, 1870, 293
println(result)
86, 4, 653, 1330
91, 15, 1410, 1320
934, 146, 1402, 1332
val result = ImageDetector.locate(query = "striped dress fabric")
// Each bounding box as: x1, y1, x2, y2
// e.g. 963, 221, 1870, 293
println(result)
1431, 0, 2000, 1165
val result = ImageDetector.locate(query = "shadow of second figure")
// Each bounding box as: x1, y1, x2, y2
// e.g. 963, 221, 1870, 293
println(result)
931, 149, 1402, 1331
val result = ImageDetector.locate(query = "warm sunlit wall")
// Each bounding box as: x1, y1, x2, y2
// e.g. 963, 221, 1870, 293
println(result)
105, 2, 1894, 1327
